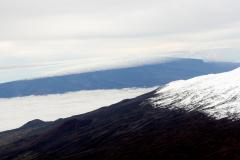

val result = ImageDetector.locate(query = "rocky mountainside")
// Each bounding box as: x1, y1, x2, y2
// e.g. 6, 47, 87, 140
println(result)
1, 69, 240, 159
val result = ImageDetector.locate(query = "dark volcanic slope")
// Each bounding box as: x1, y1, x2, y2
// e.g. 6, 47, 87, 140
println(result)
1, 91, 240, 160
0, 58, 239, 98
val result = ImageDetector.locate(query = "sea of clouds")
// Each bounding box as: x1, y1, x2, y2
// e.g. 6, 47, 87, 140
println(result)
0, 87, 156, 131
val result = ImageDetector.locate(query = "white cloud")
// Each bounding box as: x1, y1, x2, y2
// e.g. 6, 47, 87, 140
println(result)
0, 87, 156, 131
0, 55, 173, 83
0, 0, 240, 80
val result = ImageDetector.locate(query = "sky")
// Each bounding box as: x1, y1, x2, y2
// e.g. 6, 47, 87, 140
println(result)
1, 0, 240, 81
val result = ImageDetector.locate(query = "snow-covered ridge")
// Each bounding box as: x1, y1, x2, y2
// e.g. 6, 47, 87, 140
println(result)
152, 68, 240, 119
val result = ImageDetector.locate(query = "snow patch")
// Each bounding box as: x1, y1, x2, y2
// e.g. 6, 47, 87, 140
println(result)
152, 68, 240, 119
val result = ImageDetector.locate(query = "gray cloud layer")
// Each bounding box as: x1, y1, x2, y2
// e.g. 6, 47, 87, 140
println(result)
0, 0, 240, 66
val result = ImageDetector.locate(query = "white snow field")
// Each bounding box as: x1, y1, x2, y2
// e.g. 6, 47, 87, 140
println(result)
0, 87, 155, 131
152, 68, 240, 119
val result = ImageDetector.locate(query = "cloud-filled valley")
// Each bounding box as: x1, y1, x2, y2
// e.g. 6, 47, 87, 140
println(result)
0, 87, 155, 131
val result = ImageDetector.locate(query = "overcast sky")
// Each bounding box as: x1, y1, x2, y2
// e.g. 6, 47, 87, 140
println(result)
1, 0, 240, 81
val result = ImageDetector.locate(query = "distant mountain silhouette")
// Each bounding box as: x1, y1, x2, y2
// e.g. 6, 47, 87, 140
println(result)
0, 89, 240, 160
0, 58, 239, 98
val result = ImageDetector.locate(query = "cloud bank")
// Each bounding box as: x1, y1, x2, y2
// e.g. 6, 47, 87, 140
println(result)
0, 0, 240, 81
0, 87, 156, 131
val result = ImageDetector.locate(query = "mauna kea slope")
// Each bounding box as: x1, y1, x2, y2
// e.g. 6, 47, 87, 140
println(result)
1, 70, 240, 159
